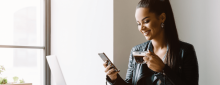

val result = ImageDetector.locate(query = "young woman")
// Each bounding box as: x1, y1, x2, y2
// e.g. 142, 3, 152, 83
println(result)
103, 0, 199, 85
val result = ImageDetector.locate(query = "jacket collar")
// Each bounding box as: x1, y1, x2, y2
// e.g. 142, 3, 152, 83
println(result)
142, 40, 153, 52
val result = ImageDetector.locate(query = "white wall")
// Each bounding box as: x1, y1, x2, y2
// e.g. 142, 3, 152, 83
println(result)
203, 0, 220, 84
51, 0, 113, 85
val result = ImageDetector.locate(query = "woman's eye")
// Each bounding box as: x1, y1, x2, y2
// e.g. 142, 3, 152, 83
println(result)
137, 24, 141, 26
144, 20, 149, 23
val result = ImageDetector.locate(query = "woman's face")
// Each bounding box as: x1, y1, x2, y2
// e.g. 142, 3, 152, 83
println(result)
135, 7, 165, 40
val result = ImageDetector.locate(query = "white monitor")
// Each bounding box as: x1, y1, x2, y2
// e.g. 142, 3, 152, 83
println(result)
46, 55, 67, 85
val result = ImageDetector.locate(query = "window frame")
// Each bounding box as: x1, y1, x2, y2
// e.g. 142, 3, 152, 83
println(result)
45, 0, 51, 85
0, 0, 51, 85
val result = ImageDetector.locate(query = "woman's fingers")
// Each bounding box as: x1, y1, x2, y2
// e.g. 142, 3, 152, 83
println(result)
143, 53, 151, 63
143, 56, 148, 61
144, 50, 157, 61
103, 60, 120, 77
145, 50, 153, 57
106, 68, 118, 75
103, 60, 108, 68
105, 64, 112, 73
110, 70, 120, 76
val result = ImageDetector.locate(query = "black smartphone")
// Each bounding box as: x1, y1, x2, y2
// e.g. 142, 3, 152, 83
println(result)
98, 52, 119, 72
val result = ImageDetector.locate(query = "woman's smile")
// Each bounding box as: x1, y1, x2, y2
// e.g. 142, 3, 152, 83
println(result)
142, 30, 151, 36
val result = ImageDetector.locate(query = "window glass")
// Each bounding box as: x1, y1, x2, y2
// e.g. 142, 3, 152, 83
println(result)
0, 48, 44, 85
0, 0, 43, 46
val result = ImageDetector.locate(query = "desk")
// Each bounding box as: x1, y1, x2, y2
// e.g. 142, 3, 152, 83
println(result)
2, 83, 32, 85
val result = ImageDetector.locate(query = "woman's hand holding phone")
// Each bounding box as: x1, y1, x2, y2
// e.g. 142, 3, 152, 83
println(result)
103, 60, 120, 81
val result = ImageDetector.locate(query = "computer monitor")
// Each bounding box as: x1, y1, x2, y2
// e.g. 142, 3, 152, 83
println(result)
46, 55, 67, 85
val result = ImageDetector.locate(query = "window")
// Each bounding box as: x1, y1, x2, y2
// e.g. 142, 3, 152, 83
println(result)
0, 0, 50, 85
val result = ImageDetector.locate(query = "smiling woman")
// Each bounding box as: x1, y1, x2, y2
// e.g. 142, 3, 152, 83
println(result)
104, 0, 199, 85
135, 8, 166, 41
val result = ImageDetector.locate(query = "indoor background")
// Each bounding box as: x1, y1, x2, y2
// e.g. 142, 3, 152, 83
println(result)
51, 0, 220, 85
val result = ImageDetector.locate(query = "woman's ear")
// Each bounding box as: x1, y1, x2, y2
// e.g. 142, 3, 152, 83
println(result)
160, 13, 166, 22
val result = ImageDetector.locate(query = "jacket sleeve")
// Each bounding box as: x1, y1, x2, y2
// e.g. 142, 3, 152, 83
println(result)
155, 44, 199, 85
106, 48, 135, 85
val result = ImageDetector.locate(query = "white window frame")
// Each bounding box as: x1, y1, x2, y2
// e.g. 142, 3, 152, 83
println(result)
0, 0, 51, 85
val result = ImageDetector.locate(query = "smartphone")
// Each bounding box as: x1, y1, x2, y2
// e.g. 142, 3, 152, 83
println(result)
98, 52, 119, 72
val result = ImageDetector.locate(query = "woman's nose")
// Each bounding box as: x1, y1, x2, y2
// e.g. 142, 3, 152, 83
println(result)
141, 25, 146, 30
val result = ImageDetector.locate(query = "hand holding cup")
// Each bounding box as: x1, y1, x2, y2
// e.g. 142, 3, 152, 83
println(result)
143, 50, 165, 72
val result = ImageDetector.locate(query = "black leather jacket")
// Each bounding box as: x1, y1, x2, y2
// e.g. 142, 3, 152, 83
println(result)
106, 41, 199, 85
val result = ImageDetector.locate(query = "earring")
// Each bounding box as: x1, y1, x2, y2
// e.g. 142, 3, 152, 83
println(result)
161, 23, 164, 28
